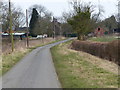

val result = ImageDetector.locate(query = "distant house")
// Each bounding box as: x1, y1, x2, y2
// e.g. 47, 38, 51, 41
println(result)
113, 28, 120, 36
94, 27, 105, 37
113, 28, 120, 33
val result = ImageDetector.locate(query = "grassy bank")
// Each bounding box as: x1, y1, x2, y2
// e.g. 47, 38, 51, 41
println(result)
51, 41, 119, 88
1, 38, 66, 76
88, 36, 118, 42
2, 49, 30, 75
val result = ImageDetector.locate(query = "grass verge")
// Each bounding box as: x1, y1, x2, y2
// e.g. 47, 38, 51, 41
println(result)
2, 49, 30, 75
1, 38, 66, 76
88, 36, 119, 42
51, 40, 119, 88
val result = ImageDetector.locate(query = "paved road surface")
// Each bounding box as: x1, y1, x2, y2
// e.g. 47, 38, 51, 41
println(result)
2, 38, 72, 88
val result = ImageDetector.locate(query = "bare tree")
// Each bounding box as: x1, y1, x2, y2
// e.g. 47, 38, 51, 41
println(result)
12, 7, 25, 29
1, 0, 25, 32
92, 0, 105, 22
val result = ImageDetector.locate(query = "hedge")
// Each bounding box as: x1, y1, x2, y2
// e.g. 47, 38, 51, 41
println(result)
71, 40, 120, 65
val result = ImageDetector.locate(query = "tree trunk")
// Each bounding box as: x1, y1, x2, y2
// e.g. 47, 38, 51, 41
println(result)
77, 33, 84, 40
77, 35, 81, 40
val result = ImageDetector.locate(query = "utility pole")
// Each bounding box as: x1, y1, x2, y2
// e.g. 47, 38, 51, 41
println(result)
0, 21, 1, 75
9, 0, 14, 52
53, 17, 56, 40
57, 22, 62, 36
39, 12, 44, 43
118, 1, 120, 28
26, 9, 29, 48
60, 23, 62, 36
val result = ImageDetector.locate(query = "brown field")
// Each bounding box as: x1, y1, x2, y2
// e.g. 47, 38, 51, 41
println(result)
2, 38, 54, 54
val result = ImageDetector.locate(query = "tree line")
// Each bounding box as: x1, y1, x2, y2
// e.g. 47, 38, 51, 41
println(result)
0, 0, 25, 32
62, 0, 119, 40
0, 1, 54, 37
1, 0, 119, 39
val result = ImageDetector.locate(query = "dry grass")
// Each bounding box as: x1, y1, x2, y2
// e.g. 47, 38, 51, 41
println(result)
62, 43, 119, 75
59, 41, 119, 75
2, 38, 54, 54
51, 41, 119, 88
70, 50, 119, 75
2, 48, 29, 75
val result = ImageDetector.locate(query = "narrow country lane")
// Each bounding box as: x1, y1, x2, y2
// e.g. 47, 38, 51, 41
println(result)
2, 38, 73, 88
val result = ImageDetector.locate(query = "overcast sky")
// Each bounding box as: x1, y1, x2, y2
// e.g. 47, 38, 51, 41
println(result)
9, 0, 119, 19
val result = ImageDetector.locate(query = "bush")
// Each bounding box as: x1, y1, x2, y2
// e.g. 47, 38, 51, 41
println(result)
71, 40, 120, 65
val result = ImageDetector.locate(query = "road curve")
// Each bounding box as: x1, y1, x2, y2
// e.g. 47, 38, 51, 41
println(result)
2, 38, 73, 88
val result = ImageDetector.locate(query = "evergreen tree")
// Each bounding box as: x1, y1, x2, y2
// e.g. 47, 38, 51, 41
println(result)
29, 8, 39, 36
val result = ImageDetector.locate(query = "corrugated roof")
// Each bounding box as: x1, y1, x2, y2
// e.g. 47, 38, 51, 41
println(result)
2, 33, 25, 36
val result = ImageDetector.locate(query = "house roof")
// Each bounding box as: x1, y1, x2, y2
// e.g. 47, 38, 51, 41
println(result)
2, 33, 25, 36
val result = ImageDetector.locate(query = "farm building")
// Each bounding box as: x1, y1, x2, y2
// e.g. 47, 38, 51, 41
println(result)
2, 33, 26, 40
94, 27, 105, 37
113, 28, 120, 33
113, 28, 120, 36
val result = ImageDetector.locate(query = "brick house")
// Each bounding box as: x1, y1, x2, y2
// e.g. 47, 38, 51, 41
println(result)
94, 27, 105, 37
